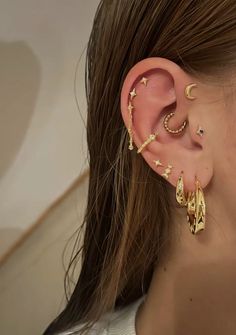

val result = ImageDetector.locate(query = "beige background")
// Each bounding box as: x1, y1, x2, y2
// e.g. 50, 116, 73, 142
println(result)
0, 0, 98, 259
0, 1, 99, 334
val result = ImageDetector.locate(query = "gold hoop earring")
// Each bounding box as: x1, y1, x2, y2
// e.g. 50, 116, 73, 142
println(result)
163, 112, 187, 135
176, 171, 187, 206
186, 178, 206, 234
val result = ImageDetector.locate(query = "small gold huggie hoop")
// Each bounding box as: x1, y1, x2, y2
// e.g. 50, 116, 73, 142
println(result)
163, 112, 187, 135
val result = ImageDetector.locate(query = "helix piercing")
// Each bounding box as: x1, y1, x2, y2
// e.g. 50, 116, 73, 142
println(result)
127, 101, 135, 150
129, 88, 137, 100
163, 112, 187, 135
137, 131, 159, 154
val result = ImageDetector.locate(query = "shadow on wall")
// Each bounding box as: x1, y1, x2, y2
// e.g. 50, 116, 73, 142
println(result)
0, 40, 41, 179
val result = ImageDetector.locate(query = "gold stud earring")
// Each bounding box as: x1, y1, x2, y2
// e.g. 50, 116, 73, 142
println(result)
140, 77, 148, 86
153, 159, 163, 167
196, 125, 204, 137
137, 131, 159, 154
186, 178, 205, 234
176, 171, 187, 206
129, 88, 137, 100
162, 164, 173, 180
185, 83, 197, 100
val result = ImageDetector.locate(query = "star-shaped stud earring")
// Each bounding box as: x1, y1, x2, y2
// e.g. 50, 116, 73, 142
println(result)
196, 125, 204, 137
153, 159, 163, 167
140, 77, 148, 86
129, 88, 137, 100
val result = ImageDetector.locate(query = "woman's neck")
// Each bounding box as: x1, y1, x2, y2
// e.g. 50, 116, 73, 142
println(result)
135, 192, 236, 335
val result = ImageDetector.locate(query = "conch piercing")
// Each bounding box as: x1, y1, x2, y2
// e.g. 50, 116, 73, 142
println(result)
162, 164, 173, 180
137, 131, 159, 154
163, 112, 187, 134
175, 172, 206, 234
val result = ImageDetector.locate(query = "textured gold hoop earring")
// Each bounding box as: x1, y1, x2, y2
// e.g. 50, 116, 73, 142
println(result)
186, 178, 206, 234
176, 171, 187, 206
163, 112, 187, 135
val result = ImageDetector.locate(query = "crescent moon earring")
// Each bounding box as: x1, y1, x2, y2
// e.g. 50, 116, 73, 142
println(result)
185, 83, 197, 100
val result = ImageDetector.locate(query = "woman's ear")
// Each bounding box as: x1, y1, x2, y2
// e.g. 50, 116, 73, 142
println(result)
120, 57, 213, 192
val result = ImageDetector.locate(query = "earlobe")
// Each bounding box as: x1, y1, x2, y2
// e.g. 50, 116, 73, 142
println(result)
120, 57, 213, 192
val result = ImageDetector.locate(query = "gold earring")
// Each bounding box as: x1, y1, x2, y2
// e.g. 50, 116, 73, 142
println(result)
176, 171, 187, 206
186, 178, 205, 234
162, 164, 173, 180
153, 159, 163, 167
163, 112, 187, 135
137, 131, 159, 153
185, 83, 197, 100
127, 101, 134, 150
196, 125, 204, 137
140, 77, 148, 86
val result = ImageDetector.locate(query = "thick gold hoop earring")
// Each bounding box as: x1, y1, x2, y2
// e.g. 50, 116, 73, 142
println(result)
163, 112, 187, 135
186, 179, 206, 234
176, 171, 187, 206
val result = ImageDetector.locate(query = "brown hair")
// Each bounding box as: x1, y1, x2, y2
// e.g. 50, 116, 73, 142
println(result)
43, 1, 236, 334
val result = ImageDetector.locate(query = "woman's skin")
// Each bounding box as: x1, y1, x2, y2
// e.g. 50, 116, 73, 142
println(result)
120, 57, 236, 334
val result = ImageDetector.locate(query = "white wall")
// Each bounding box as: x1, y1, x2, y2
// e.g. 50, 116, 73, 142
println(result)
0, 0, 99, 258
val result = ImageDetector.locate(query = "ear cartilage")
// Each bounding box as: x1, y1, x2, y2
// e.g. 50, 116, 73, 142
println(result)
137, 132, 159, 154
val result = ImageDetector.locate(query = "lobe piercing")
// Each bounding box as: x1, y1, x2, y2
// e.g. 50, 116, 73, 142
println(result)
185, 83, 197, 100
162, 164, 173, 180
140, 77, 148, 86
137, 131, 159, 154
153, 159, 163, 167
